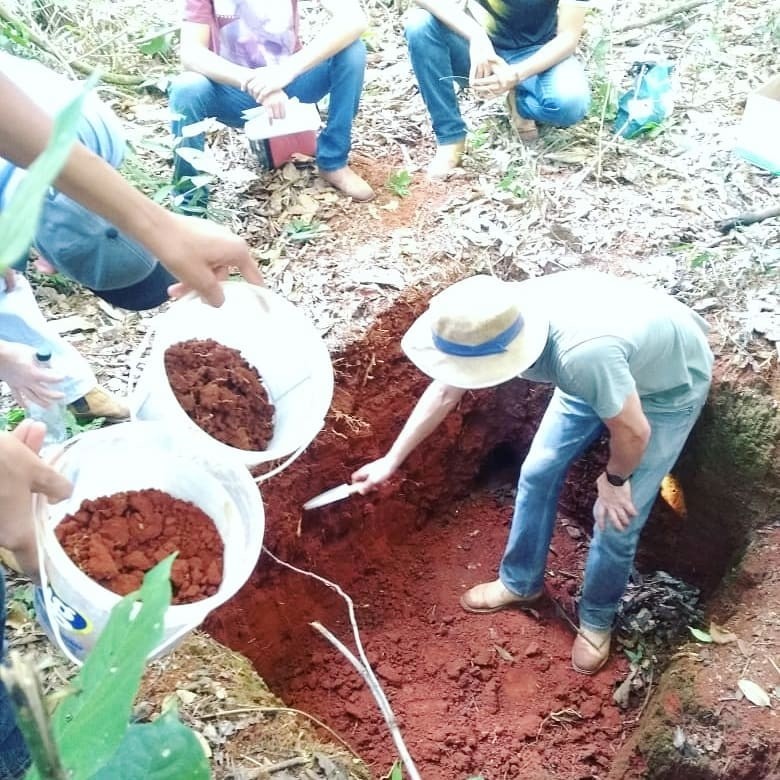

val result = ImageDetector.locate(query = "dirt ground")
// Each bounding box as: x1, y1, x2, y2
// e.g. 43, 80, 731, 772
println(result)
2, 0, 779, 777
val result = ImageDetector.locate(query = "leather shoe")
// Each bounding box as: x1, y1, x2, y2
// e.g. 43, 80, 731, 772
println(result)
319, 166, 375, 202
506, 94, 539, 142
460, 579, 543, 614
571, 626, 611, 675
68, 386, 130, 424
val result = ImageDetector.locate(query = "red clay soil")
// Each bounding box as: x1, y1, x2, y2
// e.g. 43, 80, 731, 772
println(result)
165, 338, 275, 451
206, 291, 643, 779
56, 489, 224, 604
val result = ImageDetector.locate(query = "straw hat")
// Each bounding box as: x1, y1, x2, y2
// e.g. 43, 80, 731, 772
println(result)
401, 275, 549, 389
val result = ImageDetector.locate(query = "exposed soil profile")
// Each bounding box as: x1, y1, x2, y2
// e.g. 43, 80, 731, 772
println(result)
205, 291, 751, 779
56, 489, 224, 604
165, 338, 275, 451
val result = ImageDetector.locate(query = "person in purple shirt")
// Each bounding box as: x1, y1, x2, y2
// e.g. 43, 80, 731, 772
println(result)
170, 0, 375, 205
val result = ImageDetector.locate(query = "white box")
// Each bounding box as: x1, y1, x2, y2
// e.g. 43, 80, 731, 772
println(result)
735, 75, 780, 175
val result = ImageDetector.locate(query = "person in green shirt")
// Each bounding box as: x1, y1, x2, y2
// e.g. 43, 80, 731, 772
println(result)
352, 270, 713, 674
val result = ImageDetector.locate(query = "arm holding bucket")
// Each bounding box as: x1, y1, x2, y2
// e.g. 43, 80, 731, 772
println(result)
0, 73, 263, 307
0, 421, 72, 579
352, 380, 465, 492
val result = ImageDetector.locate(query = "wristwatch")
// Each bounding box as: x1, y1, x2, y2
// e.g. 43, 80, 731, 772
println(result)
605, 471, 631, 487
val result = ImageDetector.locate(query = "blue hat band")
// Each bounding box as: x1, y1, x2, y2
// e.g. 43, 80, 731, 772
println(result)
432, 315, 524, 357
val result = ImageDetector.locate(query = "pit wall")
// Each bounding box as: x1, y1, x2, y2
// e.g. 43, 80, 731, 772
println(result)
207, 289, 779, 778
609, 384, 780, 780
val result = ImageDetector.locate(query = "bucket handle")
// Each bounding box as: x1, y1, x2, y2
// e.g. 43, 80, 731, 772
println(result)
254, 438, 309, 484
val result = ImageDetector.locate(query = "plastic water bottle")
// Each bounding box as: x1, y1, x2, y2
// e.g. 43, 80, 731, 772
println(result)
25, 350, 68, 445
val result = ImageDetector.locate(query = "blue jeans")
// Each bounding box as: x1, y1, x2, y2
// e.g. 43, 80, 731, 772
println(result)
168, 39, 367, 184
498, 387, 709, 632
0, 570, 31, 780
404, 9, 590, 144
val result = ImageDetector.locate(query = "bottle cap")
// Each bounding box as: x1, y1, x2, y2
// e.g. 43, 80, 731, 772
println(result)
35, 350, 53, 363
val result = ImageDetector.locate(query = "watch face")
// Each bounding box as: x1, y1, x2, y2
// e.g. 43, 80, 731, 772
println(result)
606, 472, 626, 487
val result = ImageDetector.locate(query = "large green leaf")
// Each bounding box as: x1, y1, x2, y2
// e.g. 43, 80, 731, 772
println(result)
90, 709, 210, 780
26, 555, 174, 780
0, 72, 98, 272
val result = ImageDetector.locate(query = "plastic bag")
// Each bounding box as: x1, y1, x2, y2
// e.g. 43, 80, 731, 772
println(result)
614, 59, 675, 139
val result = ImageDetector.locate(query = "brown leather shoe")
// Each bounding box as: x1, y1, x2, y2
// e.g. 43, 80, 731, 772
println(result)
319, 166, 375, 201
68, 386, 130, 424
571, 627, 611, 675
426, 140, 466, 179
460, 579, 543, 614
506, 94, 539, 142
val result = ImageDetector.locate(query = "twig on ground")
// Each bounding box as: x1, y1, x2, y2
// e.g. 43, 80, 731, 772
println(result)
202, 705, 360, 757
263, 546, 423, 780
716, 204, 780, 234
613, 0, 712, 34
0, 6, 144, 85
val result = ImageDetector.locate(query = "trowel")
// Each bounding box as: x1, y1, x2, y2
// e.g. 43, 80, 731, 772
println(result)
303, 483, 362, 511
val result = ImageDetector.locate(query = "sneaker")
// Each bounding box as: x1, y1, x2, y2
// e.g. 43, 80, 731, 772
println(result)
571, 626, 611, 675
426, 141, 466, 179
505, 94, 539, 142
68, 387, 130, 424
319, 166, 375, 202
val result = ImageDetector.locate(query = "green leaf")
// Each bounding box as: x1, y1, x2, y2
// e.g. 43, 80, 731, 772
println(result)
387, 169, 412, 198
688, 626, 712, 643
0, 73, 98, 273
138, 33, 173, 58
27, 556, 175, 780
90, 709, 210, 779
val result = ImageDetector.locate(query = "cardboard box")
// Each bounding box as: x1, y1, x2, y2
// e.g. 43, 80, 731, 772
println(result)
243, 100, 320, 169
735, 75, 780, 175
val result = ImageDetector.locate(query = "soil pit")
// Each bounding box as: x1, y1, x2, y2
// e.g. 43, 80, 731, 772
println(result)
56, 488, 224, 604
206, 291, 753, 779
165, 338, 275, 451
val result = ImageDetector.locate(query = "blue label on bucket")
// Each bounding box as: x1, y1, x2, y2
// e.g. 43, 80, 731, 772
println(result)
35, 585, 93, 634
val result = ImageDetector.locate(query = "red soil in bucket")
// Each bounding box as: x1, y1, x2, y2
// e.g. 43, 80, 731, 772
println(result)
205, 291, 643, 779
165, 338, 275, 451
56, 488, 224, 604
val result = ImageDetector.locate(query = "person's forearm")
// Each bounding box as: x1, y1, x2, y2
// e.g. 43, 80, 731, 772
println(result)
512, 32, 580, 83
286, 10, 368, 79
415, 0, 489, 41
386, 380, 465, 468
0, 74, 175, 246
181, 43, 252, 89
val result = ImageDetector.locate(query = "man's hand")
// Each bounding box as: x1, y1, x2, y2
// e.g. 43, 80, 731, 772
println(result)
594, 473, 637, 532
472, 61, 518, 98
351, 454, 400, 494
244, 64, 297, 104
468, 34, 503, 84
0, 341, 65, 406
155, 213, 264, 306
0, 420, 73, 580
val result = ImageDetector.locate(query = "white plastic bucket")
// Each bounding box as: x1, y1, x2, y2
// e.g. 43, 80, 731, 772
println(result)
131, 282, 334, 472
33, 421, 264, 663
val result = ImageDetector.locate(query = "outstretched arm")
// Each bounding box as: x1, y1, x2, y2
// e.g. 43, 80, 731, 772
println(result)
0, 73, 263, 307
352, 380, 465, 492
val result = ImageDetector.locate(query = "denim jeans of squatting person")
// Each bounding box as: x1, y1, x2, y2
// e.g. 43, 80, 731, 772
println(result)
168, 39, 367, 188
0, 570, 31, 780
403, 9, 591, 146
497, 386, 709, 632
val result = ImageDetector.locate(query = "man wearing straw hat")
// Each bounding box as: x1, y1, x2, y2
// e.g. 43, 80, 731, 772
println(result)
353, 271, 713, 674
